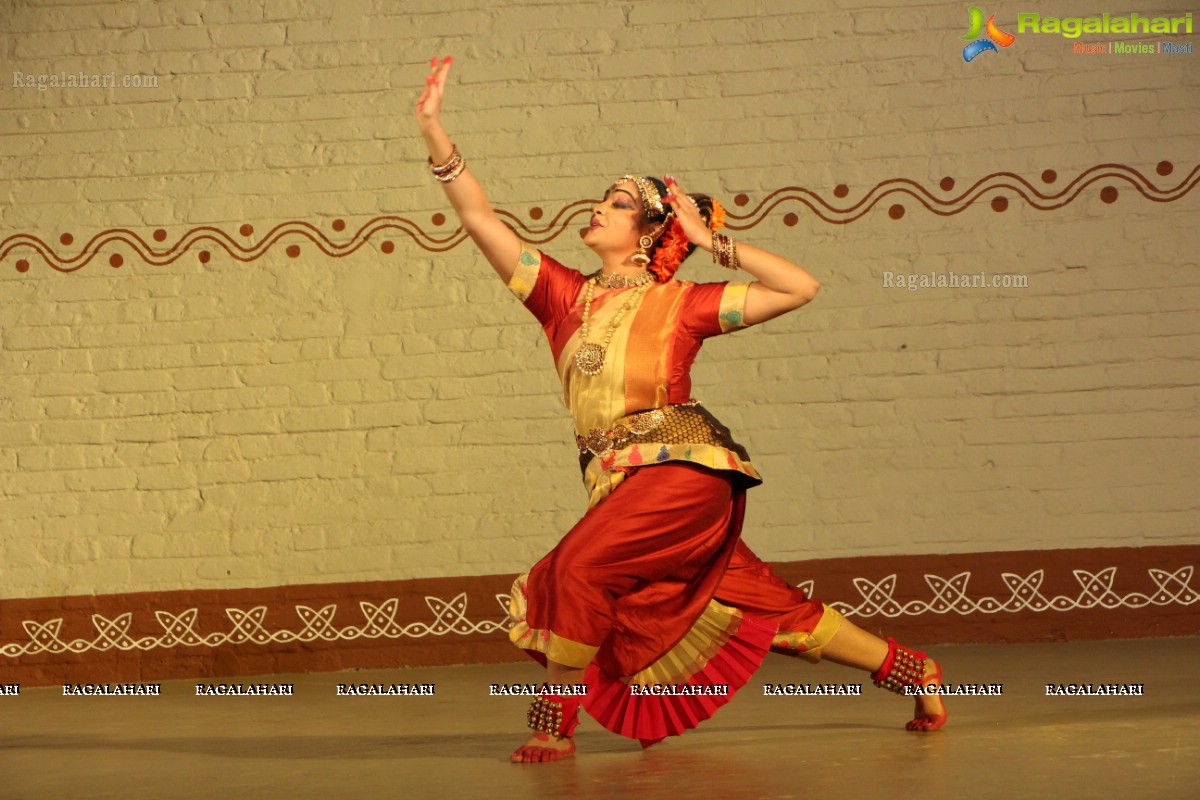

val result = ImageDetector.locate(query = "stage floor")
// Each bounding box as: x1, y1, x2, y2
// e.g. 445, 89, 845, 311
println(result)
2, 638, 1197, 800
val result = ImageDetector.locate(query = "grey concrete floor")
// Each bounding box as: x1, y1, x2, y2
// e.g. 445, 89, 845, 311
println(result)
1, 638, 1197, 800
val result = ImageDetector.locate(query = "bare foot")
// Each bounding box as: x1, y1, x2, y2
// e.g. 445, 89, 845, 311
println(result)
510, 730, 576, 763
907, 657, 947, 732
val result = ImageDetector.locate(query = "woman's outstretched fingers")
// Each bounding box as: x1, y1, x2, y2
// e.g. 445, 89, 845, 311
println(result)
433, 55, 452, 89
417, 56, 452, 118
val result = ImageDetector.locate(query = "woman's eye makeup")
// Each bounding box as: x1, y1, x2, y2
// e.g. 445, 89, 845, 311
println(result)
600, 187, 637, 211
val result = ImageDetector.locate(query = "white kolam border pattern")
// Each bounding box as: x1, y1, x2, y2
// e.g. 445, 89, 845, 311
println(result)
819, 566, 1198, 617
1, 567, 1195, 658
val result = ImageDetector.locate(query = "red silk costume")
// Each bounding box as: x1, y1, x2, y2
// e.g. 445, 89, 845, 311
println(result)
506, 246, 843, 740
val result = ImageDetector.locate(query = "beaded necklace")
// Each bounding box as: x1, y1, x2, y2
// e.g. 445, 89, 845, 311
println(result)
574, 279, 652, 376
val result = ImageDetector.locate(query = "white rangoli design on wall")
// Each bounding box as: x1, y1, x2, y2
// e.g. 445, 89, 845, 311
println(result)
2, 567, 1194, 658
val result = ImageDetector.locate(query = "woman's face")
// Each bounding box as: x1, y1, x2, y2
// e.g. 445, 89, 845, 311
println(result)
582, 180, 649, 261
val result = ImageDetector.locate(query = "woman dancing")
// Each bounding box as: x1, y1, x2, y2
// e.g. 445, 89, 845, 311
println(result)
416, 57, 946, 764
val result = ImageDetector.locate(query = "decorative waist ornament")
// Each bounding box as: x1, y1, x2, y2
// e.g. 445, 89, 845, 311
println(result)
575, 401, 735, 459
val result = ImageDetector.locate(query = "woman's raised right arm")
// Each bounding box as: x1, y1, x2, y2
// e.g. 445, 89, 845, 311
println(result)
416, 57, 522, 283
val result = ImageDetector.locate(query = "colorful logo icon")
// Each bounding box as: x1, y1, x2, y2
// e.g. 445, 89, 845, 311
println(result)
962, 7, 1016, 61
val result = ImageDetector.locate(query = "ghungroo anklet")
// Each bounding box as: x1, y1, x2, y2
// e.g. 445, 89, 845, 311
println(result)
871, 637, 948, 732
871, 637, 928, 695
526, 694, 581, 738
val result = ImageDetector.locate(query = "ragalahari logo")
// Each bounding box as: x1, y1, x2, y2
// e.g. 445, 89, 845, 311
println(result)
962, 7, 1016, 61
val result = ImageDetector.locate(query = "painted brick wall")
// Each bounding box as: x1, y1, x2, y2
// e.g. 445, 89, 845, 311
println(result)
2, 0, 1197, 601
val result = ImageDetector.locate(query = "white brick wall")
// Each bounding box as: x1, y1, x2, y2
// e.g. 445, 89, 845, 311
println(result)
1, 0, 1197, 598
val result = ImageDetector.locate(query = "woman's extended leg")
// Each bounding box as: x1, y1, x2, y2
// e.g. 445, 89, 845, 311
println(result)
714, 541, 946, 731
820, 618, 946, 731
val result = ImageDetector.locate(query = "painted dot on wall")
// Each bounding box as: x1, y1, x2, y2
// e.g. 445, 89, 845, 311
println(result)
432, 213, 446, 226
109, 254, 123, 268
783, 212, 798, 227
286, 244, 301, 258
1041, 169, 1057, 183
734, 194, 749, 207
16, 259, 29, 273
198, 251, 211, 264
1156, 160, 1173, 176
529, 207, 543, 220
1100, 186, 1118, 204
60, 232, 74, 246
834, 185, 849, 199
381, 241, 395, 254
939, 177, 955, 192
239, 224, 254, 237
332, 219, 346, 232
887, 204, 904, 220
991, 196, 1008, 212
153, 228, 167, 242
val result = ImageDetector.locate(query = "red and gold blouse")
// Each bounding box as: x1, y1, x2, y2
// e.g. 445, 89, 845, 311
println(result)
508, 245, 763, 506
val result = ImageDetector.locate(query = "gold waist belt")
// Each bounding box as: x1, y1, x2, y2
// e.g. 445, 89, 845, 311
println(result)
575, 402, 732, 459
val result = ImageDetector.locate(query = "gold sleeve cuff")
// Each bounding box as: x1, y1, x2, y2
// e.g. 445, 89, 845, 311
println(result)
718, 283, 750, 332
507, 245, 542, 303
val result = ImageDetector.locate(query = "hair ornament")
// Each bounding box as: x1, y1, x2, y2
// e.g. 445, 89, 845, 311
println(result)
647, 216, 691, 282
709, 198, 726, 232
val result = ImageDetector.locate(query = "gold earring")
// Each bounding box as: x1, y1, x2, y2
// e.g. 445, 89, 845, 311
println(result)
631, 218, 668, 268
631, 234, 654, 267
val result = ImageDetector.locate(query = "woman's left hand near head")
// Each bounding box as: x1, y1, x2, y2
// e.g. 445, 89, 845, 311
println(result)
661, 175, 711, 248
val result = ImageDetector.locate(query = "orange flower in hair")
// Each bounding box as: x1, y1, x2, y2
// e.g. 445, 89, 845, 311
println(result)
709, 199, 726, 232
648, 216, 691, 283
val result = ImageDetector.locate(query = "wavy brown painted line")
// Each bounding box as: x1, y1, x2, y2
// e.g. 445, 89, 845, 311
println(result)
3, 162, 1195, 273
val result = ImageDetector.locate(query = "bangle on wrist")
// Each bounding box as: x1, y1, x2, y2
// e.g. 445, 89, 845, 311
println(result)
429, 145, 466, 183
711, 232, 739, 270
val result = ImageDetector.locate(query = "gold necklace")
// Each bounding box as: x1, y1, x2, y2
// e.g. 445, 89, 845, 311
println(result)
591, 270, 655, 290
575, 279, 651, 376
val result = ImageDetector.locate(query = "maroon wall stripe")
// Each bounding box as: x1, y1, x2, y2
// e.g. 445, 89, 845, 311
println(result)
2, 545, 1195, 686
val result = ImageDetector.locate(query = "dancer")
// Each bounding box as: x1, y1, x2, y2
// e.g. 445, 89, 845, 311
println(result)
415, 57, 946, 764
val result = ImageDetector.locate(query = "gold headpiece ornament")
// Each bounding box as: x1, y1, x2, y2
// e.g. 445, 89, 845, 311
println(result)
614, 175, 665, 219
